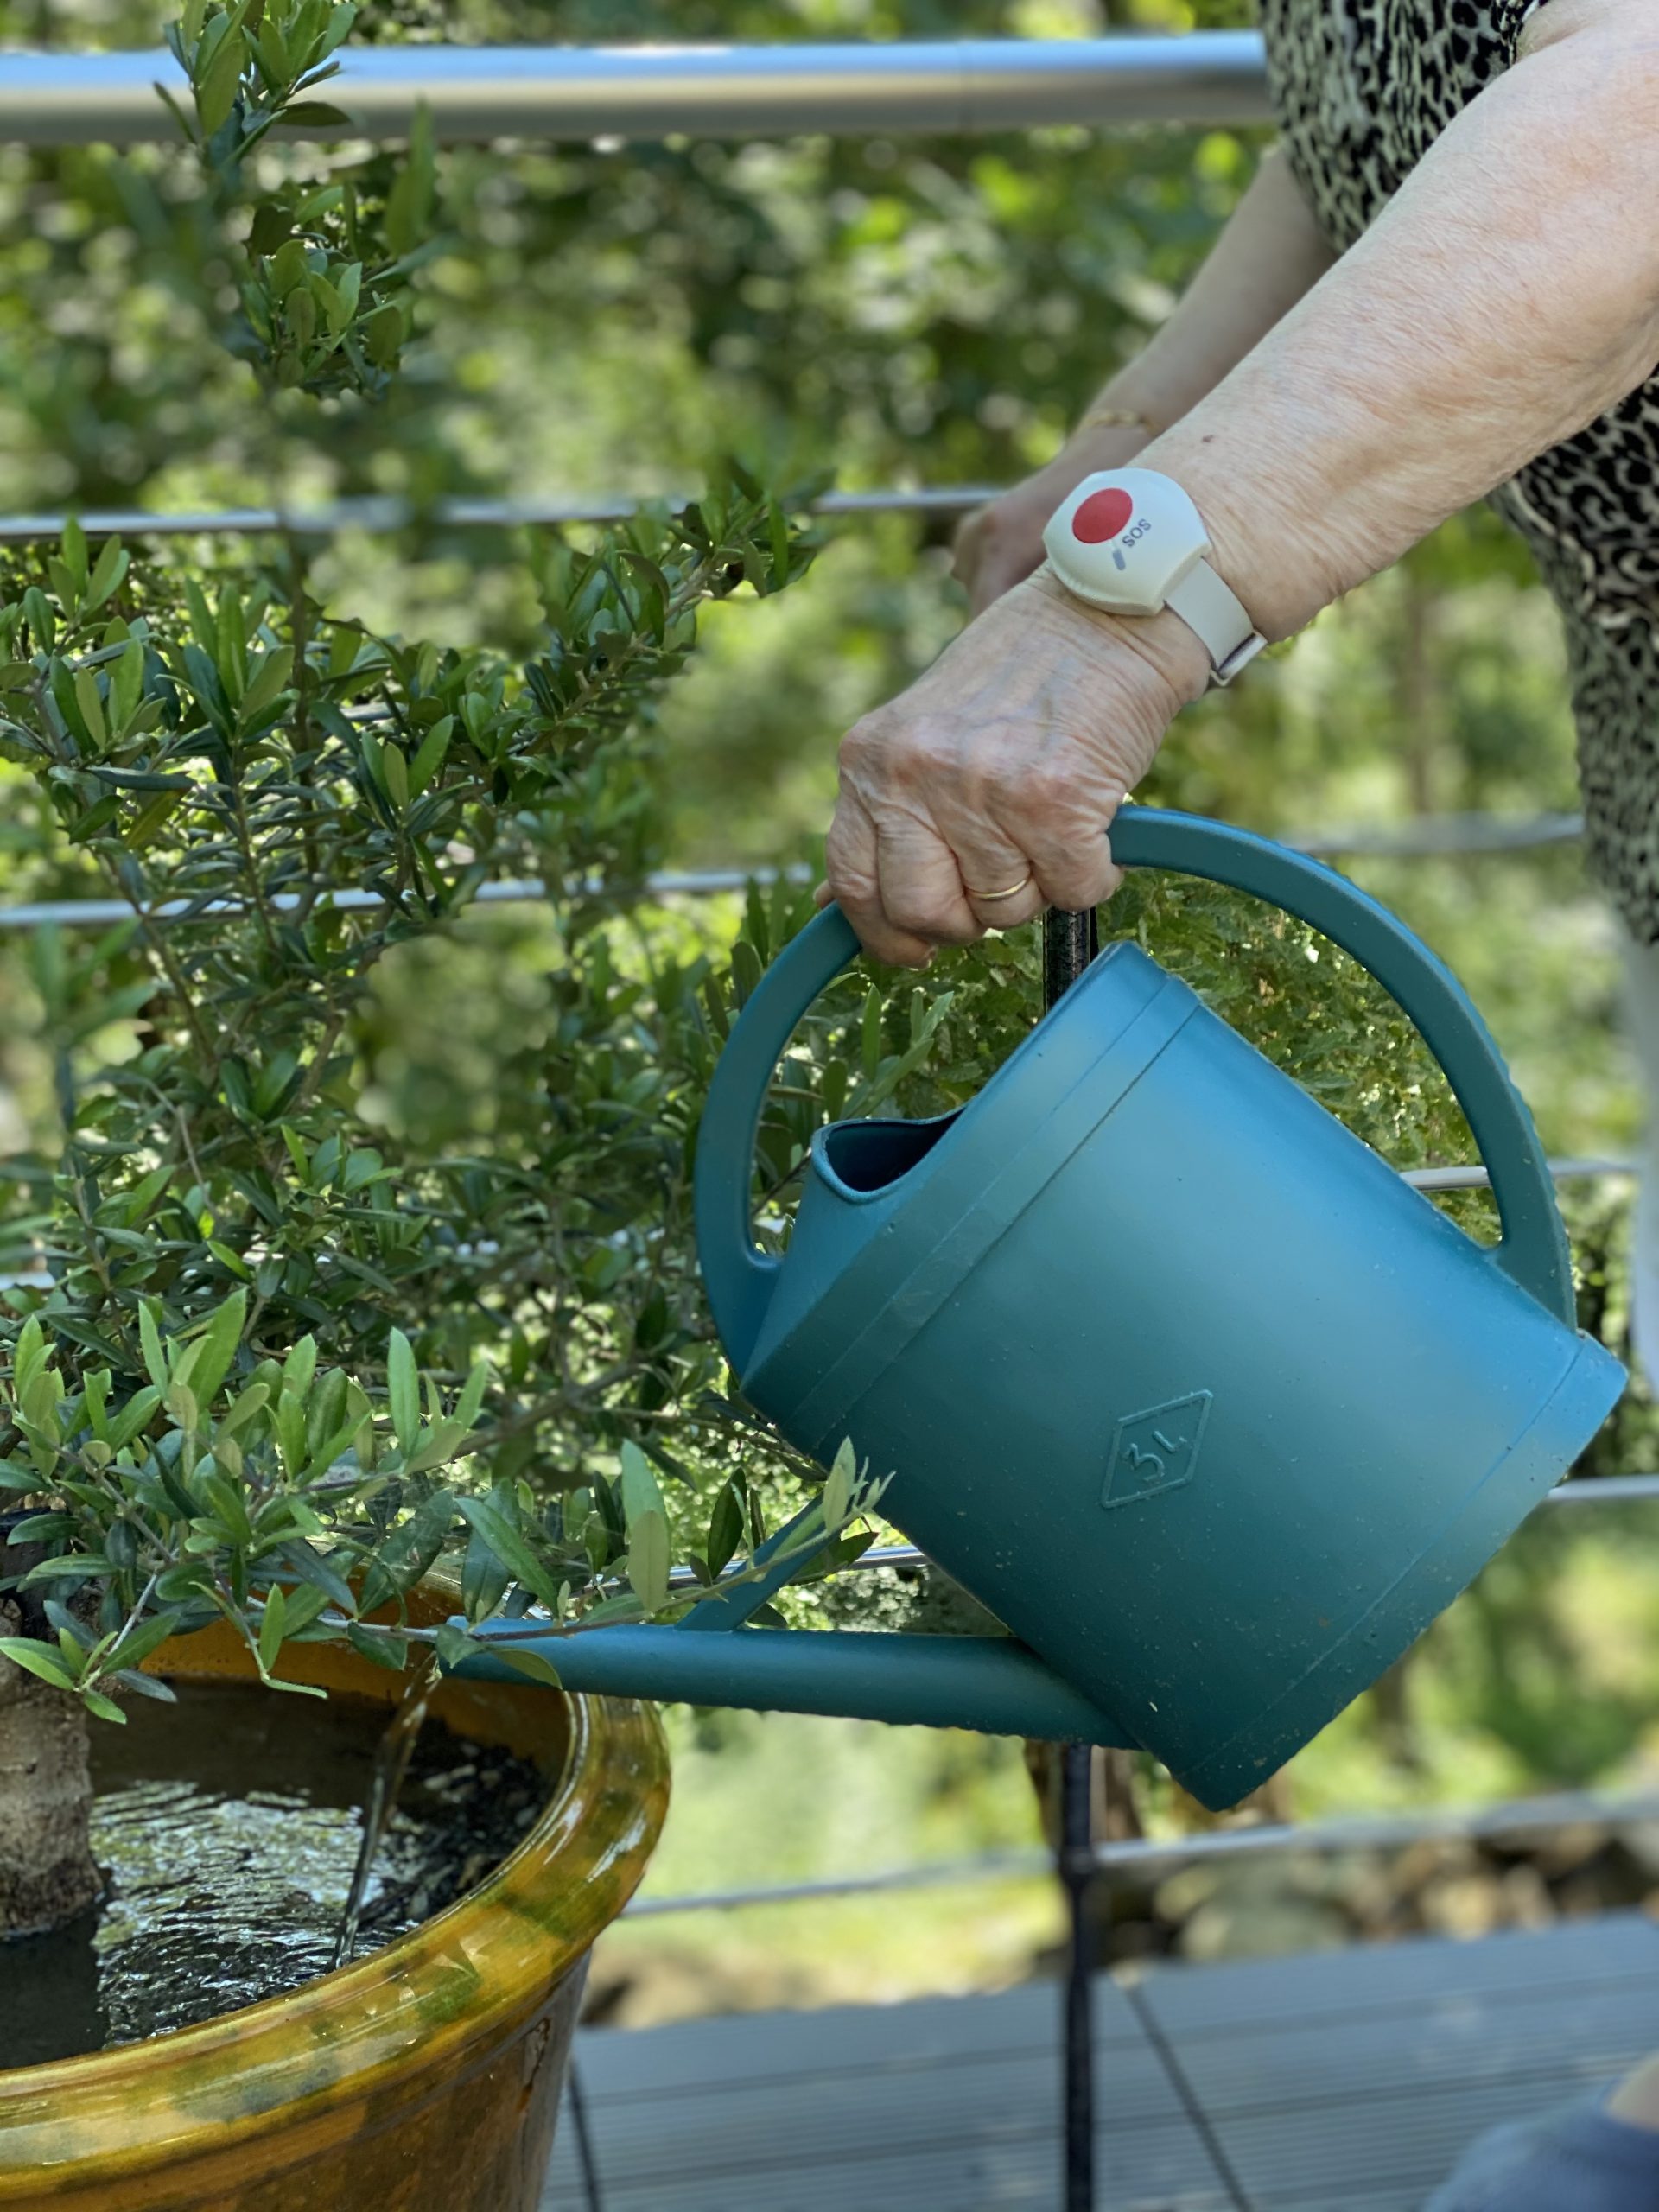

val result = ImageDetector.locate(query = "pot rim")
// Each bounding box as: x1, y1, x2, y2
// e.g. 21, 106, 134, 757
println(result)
0, 1660, 666, 2194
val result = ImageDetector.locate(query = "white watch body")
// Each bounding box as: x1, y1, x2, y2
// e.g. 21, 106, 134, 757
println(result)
1041, 467, 1268, 686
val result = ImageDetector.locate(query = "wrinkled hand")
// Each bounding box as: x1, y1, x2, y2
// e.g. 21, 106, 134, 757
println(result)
819, 569, 1209, 967
952, 423, 1152, 616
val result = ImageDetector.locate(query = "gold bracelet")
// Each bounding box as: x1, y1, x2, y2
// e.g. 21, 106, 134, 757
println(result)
1074, 404, 1160, 438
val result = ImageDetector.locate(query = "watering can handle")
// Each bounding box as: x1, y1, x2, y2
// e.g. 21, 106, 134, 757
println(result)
696, 807, 1576, 1370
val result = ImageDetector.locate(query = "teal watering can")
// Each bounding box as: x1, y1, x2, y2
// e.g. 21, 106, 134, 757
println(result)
464, 809, 1624, 1811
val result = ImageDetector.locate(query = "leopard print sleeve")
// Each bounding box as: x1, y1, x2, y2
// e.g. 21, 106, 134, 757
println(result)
1486, 0, 1550, 55
1262, 0, 1567, 252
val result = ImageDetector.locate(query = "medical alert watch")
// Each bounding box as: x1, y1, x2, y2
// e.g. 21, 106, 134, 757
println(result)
1041, 467, 1267, 687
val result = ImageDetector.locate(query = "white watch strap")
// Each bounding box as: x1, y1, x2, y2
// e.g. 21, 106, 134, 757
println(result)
1164, 561, 1268, 687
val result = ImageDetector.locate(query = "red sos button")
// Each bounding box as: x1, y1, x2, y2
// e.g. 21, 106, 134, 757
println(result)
1072, 487, 1135, 543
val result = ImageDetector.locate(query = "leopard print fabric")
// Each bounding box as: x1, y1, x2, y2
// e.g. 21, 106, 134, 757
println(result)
1261, 0, 1659, 938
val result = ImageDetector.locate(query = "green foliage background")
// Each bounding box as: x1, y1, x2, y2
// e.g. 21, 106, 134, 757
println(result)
2, 0, 1656, 1988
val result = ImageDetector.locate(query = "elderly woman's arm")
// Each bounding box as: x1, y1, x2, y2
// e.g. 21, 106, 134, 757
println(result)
1153, 0, 1659, 637
956, 148, 1337, 614
825, 0, 1659, 967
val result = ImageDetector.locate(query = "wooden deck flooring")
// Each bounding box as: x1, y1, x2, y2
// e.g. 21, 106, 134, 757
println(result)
543, 1911, 1659, 2210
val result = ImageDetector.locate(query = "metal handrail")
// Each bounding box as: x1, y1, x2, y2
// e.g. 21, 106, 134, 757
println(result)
1548, 1473, 1659, 1506
0, 871, 807, 931
1402, 1157, 1629, 1192
0, 35, 1273, 148
1292, 810, 1583, 858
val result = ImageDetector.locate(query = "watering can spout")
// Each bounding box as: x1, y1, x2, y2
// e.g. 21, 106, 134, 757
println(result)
456, 1621, 1135, 1745
452, 1485, 1135, 1748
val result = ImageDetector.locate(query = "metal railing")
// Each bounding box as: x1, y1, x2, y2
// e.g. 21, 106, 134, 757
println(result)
620, 1782, 1659, 1916
721, 1474, 1659, 1574
0, 34, 1273, 148
0, 812, 1588, 935
0, 474, 1590, 923
0, 486, 1002, 543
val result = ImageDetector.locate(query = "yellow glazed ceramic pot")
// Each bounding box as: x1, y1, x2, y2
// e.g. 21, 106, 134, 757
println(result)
0, 1587, 668, 2211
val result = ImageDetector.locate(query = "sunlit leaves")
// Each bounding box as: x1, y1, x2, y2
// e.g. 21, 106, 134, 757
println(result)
0, 1298, 492, 1713
385, 1326, 419, 1452
156, 0, 438, 397
620, 1440, 669, 1613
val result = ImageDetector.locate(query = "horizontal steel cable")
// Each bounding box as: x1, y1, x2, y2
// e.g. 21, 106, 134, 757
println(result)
619, 1782, 1659, 1915
0, 486, 1001, 543
645, 1471, 1659, 1605
0, 811, 1586, 938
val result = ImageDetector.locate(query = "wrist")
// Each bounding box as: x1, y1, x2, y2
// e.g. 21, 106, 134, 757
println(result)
1135, 427, 1332, 643
1035, 467, 1268, 687
1020, 563, 1213, 711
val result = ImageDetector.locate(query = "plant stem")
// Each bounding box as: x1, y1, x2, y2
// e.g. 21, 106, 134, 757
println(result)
331, 1649, 438, 1968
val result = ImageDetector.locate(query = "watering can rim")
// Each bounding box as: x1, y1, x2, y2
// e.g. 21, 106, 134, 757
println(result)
809, 1106, 957, 1206
804, 938, 1165, 1213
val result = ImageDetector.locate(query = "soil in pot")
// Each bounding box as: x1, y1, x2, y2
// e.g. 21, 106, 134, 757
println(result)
1, 1678, 544, 2072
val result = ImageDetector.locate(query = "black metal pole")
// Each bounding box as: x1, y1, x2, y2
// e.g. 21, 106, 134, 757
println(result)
1060, 1744, 1096, 2212
1042, 905, 1098, 1011
567, 2059, 605, 2212
1043, 906, 1099, 2212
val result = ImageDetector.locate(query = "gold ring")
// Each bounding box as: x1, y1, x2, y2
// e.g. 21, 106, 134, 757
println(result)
968, 875, 1033, 904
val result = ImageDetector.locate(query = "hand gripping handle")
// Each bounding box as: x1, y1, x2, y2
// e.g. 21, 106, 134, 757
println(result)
694, 809, 1575, 1373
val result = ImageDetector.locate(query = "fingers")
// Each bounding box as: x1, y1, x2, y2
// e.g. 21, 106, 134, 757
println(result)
947, 819, 1047, 934
826, 792, 1034, 967
1006, 766, 1126, 914
824, 792, 1046, 954
950, 510, 986, 594
830, 721, 969, 967
933, 727, 1120, 918
876, 817, 988, 952
823, 789, 938, 969
965, 874, 1046, 932
825, 721, 1121, 958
